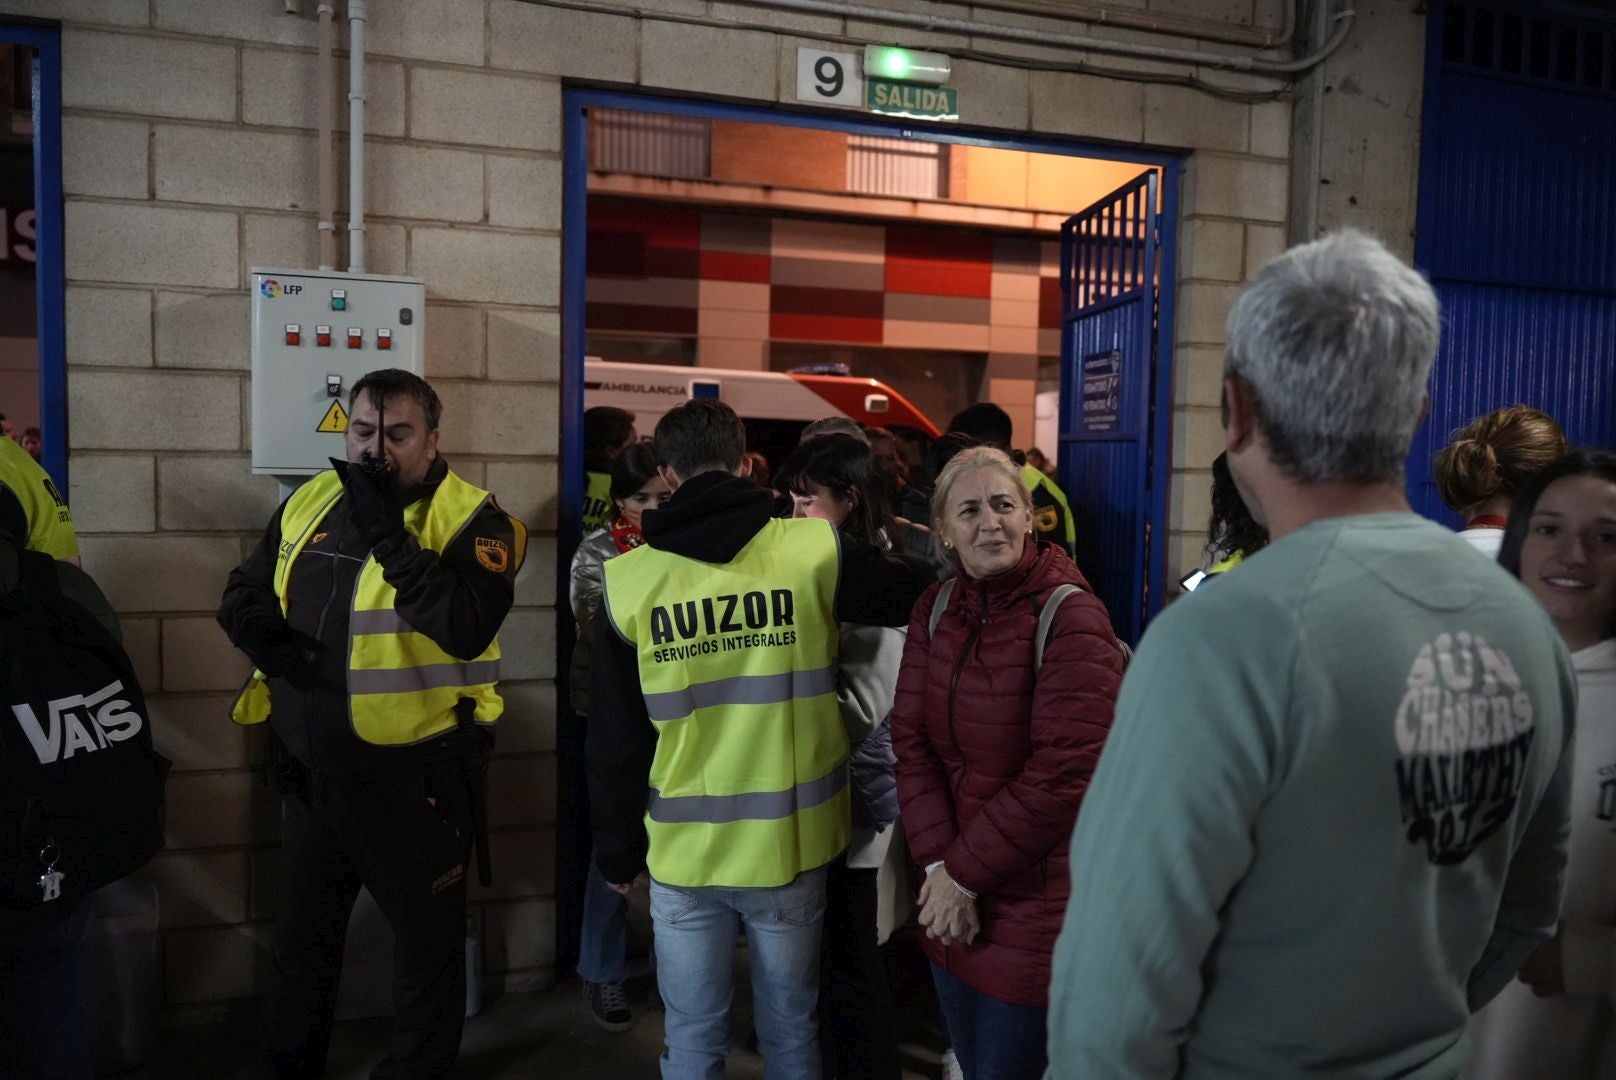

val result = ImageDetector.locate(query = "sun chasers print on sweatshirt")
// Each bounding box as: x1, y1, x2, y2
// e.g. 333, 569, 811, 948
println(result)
1046, 513, 1576, 1080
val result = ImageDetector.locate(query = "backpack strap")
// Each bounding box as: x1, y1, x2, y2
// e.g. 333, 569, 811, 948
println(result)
1033, 584, 1083, 675
927, 579, 955, 640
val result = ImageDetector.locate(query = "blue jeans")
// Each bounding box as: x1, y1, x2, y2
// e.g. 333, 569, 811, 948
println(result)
931, 964, 1047, 1080
577, 862, 629, 984
651, 866, 828, 1080
0, 898, 94, 1080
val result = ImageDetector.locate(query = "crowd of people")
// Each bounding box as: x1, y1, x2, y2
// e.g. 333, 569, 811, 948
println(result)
0, 228, 1609, 1080
569, 228, 1612, 1080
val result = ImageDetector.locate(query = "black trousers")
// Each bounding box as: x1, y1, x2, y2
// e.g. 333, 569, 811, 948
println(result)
819, 857, 902, 1080
261, 760, 472, 1080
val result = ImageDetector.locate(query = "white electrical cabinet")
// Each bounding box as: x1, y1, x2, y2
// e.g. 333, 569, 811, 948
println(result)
249, 267, 427, 476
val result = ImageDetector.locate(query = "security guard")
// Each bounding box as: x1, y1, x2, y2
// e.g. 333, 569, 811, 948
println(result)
218, 369, 524, 1079
0, 433, 78, 565
587, 399, 929, 1078
582, 406, 636, 532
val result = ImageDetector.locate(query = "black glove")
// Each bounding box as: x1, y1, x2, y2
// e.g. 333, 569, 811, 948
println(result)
336, 455, 404, 552
256, 626, 323, 686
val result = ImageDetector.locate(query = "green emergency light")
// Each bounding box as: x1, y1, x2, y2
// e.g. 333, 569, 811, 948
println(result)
863, 45, 952, 86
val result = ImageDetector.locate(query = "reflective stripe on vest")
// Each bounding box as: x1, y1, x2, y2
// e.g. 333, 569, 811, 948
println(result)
648, 762, 847, 825
602, 516, 850, 888
231, 468, 504, 745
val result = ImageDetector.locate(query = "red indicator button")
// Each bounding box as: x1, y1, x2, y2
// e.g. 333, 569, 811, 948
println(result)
347, 328, 363, 349
284, 323, 301, 347
376, 328, 393, 351
315, 325, 332, 347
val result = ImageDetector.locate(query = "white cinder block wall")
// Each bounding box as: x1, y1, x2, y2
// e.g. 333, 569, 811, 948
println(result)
5, 0, 1423, 1009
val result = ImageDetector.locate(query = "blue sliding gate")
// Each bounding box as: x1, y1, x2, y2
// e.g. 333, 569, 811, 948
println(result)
1058, 171, 1161, 645
1410, 1, 1616, 520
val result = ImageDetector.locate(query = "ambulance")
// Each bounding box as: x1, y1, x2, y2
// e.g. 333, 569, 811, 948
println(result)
584, 359, 940, 468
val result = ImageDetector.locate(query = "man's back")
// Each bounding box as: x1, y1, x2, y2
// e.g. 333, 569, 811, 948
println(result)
1050, 513, 1575, 1079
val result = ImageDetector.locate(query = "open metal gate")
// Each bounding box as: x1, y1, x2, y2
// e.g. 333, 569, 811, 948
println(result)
1058, 171, 1162, 645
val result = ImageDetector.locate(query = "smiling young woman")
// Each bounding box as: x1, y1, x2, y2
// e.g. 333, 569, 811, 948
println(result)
1467, 448, 1616, 1080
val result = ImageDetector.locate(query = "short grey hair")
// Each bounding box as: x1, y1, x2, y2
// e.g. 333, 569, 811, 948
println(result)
1224, 229, 1440, 484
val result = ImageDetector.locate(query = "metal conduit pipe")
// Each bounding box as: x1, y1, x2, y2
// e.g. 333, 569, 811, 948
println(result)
958, 0, 1294, 50
317, 1, 337, 271
347, 0, 368, 273
721, 0, 1351, 74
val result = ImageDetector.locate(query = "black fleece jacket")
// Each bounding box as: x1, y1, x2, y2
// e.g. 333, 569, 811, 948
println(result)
217, 457, 521, 776
586, 470, 932, 885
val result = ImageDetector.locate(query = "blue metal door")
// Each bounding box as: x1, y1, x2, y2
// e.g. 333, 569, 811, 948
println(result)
1410, 1, 1616, 520
1059, 171, 1160, 645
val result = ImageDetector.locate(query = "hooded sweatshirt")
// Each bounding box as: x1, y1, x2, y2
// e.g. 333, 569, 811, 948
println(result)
585, 471, 931, 886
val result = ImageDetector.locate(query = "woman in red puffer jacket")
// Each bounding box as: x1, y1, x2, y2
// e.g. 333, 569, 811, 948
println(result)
893, 446, 1123, 1080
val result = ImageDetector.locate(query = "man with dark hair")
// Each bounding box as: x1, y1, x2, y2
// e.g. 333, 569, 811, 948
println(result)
584, 406, 637, 531
947, 402, 1075, 556
799, 416, 867, 445
587, 398, 930, 1079
219, 368, 526, 1079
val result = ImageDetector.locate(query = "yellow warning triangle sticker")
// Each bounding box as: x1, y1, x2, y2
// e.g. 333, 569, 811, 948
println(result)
316, 400, 349, 434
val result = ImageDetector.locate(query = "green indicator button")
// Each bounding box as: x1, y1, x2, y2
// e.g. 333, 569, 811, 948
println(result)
331, 290, 347, 311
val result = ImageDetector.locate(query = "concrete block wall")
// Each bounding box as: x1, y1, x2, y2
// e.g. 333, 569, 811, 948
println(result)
22, 0, 566, 1007
10, 0, 1421, 1010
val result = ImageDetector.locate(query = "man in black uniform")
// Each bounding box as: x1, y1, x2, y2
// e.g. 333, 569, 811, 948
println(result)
218, 369, 524, 1079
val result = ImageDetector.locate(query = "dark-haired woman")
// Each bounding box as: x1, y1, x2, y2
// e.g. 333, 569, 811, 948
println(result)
1433, 405, 1565, 558
1202, 452, 1269, 580
1466, 448, 1616, 1080
776, 434, 906, 1080
568, 442, 668, 1032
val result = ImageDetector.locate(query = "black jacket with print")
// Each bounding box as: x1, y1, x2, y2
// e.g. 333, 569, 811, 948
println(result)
217, 456, 522, 776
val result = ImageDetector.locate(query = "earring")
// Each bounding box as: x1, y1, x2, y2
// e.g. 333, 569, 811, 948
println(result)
943, 540, 953, 550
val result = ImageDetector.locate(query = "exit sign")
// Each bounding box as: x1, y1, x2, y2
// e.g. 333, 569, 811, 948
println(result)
865, 78, 959, 121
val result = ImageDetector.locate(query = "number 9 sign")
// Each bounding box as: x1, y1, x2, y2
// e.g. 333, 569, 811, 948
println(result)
795, 47, 864, 108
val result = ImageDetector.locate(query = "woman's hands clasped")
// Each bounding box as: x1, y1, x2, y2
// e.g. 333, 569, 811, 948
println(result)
918, 865, 980, 947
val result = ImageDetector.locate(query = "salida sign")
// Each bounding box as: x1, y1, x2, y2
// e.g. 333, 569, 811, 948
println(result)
865, 78, 959, 121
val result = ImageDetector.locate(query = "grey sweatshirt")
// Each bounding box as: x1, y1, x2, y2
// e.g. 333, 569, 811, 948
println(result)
1046, 513, 1577, 1079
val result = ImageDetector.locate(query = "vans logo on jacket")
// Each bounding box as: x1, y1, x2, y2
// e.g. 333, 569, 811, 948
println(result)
1394, 632, 1536, 865
11, 680, 145, 764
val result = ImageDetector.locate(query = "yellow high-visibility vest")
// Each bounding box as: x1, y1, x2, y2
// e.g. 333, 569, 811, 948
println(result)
583, 470, 613, 533
1025, 463, 1076, 550
603, 517, 850, 888
0, 436, 77, 559
232, 468, 506, 746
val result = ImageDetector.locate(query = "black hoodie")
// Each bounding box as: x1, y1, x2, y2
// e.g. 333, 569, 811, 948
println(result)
586, 470, 932, 885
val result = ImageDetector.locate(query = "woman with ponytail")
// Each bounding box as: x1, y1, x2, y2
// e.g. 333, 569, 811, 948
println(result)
1433, 406, 1565, 557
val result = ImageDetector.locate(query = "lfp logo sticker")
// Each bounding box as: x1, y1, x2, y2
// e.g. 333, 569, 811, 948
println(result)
260, 278, 281, 299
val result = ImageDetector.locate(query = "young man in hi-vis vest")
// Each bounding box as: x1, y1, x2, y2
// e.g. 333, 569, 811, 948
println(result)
218, 369, 525, 1079
587, 399, 930, 1079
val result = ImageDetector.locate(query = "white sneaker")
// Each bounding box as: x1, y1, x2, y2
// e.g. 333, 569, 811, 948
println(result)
942, 1047, 965, 1080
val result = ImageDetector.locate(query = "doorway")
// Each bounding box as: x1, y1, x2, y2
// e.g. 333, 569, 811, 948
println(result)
556, 86, 1181, 972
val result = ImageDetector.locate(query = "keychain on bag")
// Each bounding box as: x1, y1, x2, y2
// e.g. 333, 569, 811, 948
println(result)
37, 839, 63, 902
